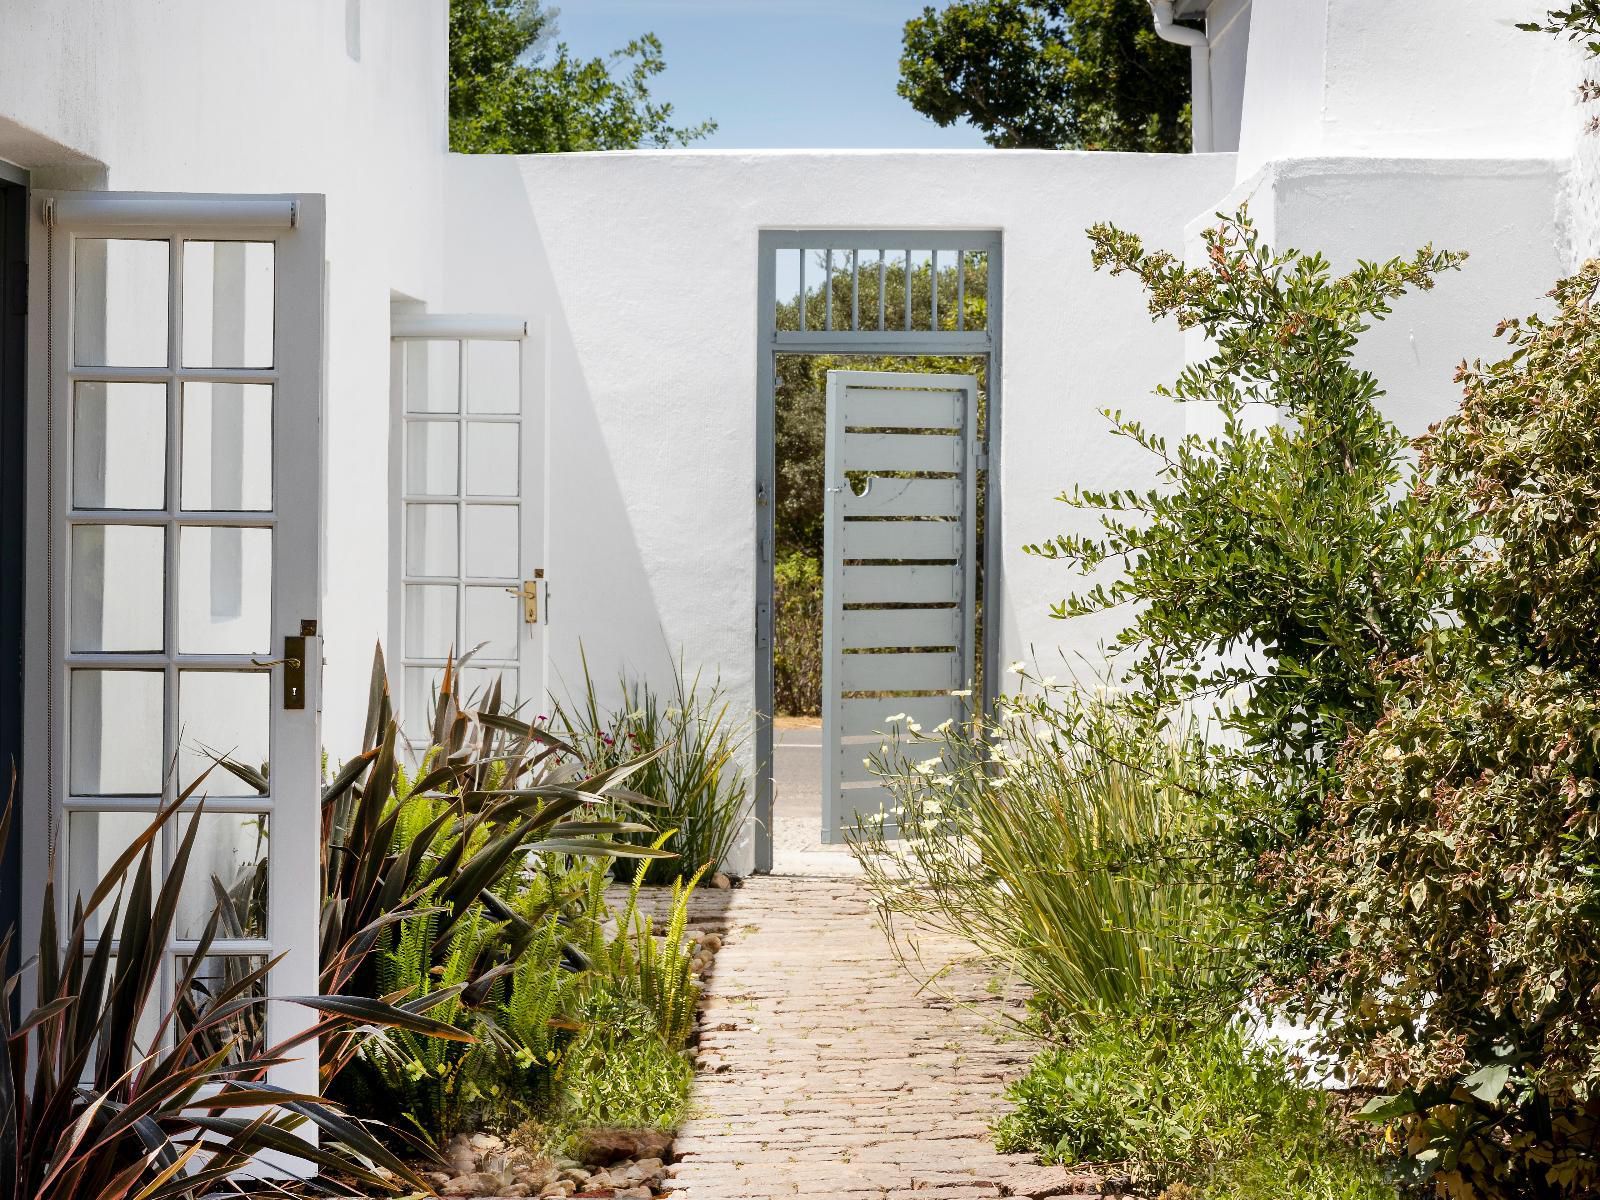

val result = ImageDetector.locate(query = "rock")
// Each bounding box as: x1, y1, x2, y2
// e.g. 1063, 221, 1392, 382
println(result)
997, 1164, 1106, 1198
573, 1127, 674, 1166
539, 1182, 575, 1198
469, 1131, 506, 1154
632, 1156, 665, 1181
613, 1188, 653, 1200
710, 872, 732, 889
423, 1171, 454, 1188
446, 1133, 479, 1175
439, 1171, 510, 1197
697, 933, 722, 954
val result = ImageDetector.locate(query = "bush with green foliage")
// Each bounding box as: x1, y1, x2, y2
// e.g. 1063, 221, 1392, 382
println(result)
558, 654, 750, 882
995, 1020, 1393, 1200
773, 551, 823, 716
1279, 265, 1600, 1199
850, 678, 1239, 1033
310, 649, 699, 1145
1027, 211, 1466, 982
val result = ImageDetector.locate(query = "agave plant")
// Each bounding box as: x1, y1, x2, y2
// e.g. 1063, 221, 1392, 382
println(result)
311, 648, 675, 1122
0, 784, 468, 1200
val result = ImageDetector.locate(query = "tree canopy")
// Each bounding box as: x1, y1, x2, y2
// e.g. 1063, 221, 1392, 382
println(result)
449, 0, 715, 153
898, 0, 1193, 151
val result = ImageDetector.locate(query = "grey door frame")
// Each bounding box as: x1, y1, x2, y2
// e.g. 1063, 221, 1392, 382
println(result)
753, 228, 1003, 873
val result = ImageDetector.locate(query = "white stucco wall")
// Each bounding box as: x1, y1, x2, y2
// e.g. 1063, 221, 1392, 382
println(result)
441, 149, 1239, 868
1236, 0, 1582, 181
0, 0, 452, 746
1194, 156, 1568, 436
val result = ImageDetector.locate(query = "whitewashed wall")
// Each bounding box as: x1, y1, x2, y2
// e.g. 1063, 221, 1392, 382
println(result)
442, 150, 1238, 868
0, 0, 452, 747
1236, 0, 1582, 181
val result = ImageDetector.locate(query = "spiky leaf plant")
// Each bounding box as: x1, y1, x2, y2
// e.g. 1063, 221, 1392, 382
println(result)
0, 786, 450, 1200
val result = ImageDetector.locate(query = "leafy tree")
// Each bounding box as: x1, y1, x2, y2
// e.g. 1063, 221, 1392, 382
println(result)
1286, 266, 1600, 1199
450, 0, 714, 153
898, 0, 1193, 151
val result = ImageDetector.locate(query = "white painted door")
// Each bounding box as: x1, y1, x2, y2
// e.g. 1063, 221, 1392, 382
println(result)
391, 315, 542, 736
25, 192, 326, 1095
821, 370, 978, 843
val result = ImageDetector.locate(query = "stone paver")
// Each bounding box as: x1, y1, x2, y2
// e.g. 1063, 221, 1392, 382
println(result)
664, 876, 1039, 1200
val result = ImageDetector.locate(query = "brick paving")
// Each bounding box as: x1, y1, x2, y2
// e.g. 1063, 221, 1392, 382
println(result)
662, 876, 1040, 1200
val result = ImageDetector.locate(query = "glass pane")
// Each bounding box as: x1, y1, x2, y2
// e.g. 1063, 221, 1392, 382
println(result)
460, 666, 517, 708
178, 671, 269, 796
177, 955, 267, 1065
178, 526, 271, 653
68, 809, 155, 939
181, 383, 273, 511
70, 525, 165, 652
182, 241, 274, 368
73, 382, 166, 510
176, 812, 268, 939
405, 503, 457, 576
404, 340, 459, 414
70, 670, 164, 795
74, 238, 169, 367
465, 422, 517, 497
464, 585, 519, 661
402, 666, 440, 735
405, 584, 457, 659
466, 340, 519, 414
464, 505, 517, 578
406, 421, 459, 496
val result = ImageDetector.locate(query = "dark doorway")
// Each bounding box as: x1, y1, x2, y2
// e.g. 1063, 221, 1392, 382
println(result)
0, 172, 26, 975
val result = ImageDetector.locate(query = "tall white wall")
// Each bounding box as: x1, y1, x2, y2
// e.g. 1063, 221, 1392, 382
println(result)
442, 149, 1238, 868
0, 0, 451, 746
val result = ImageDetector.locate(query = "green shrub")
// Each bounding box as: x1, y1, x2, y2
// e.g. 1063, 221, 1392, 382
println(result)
1280, 264, 1600, 1198
559, 653, 751, 882
849, 680, 1240, 1033
996, 1021, 1394, 1200
1028, 212, 1465, 988
772, 551, 823, 717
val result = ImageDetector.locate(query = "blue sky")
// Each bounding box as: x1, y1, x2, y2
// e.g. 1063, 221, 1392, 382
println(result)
548, 0, 987, 149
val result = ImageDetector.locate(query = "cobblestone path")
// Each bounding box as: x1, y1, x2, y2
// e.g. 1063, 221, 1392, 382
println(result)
662, 876, 1038, 1200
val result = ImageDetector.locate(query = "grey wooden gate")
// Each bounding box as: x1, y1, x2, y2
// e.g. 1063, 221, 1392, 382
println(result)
821, 370, 979, 842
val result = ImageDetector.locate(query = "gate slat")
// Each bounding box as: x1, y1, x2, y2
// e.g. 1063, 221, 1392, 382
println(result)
835, 782, 900, 833
840, 563, 959, 605
842, 476, 959, 518
840, 695, 964, 741
842, 385, 963, 429
842, 519, 958, 561
842, 431, 960, 473
840, 650, 959, 693
839, 606, 960, 650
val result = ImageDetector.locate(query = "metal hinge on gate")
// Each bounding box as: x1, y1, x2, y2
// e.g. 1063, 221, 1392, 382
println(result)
976, 441, 990, 470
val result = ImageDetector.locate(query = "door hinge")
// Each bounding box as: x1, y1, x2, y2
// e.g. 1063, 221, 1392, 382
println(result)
976, 441, 990, 470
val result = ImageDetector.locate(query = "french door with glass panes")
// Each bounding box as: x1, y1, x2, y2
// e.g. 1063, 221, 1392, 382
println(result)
23, 192, 325, 1098
392, 316, 541, 738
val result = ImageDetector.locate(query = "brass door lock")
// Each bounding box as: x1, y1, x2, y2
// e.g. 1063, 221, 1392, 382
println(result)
508, 570, 544, 624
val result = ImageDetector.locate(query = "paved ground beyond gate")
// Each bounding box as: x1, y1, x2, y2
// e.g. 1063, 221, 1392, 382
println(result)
663, 876, 1038, 1199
